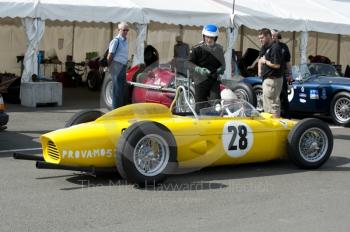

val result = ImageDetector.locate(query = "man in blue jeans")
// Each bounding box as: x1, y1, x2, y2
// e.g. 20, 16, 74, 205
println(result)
107, 22, 129, 109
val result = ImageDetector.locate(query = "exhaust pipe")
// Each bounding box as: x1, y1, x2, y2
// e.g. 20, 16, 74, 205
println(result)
36, 161, 115, 173
13, 153, 44, 161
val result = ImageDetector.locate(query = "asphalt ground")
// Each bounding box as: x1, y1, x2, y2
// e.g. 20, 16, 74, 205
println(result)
0, 87, 349, 232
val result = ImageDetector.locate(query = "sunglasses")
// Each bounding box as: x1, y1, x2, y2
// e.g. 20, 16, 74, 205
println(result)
121, 29, 129, 32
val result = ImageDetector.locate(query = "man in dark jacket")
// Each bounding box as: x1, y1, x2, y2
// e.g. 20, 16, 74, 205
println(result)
258, 28, 283, 118
173, 35, 189, 76
188, 24, 225, 113
271, 29, 292, 118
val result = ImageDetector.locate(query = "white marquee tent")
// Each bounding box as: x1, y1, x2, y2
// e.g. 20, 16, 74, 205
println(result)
1, 0, 350, 82
217, 0, 350, 35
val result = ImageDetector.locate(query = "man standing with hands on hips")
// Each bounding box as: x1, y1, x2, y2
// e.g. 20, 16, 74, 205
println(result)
258, 28, 283, 118
107, 22, 129, 109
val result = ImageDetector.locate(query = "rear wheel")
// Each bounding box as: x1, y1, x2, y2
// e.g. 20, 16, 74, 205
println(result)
175, 87, 195, 112
65, 110, 104, 127
287, 118, 333, 169
231, 82, 256, 107
330, 91, 350, 127
101, 72, 113, 110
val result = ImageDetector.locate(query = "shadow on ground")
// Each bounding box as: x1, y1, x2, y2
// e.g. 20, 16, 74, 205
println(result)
50, 155, 350, 192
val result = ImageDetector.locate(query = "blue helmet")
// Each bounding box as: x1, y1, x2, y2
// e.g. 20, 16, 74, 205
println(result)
202, 24, 219, 37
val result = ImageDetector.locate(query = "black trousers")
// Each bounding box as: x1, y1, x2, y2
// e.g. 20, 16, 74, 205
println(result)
280, 76, 289, 118
194, 78, 220, 113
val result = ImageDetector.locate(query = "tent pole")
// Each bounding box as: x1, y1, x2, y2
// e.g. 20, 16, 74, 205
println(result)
292, 32, 296, 65
72, 21, 75, 59
337, 34, 341, 65
315, 32, 318, 55
239, 26, 244, 53
110, 22, 113, 40
300, 31, 308, 64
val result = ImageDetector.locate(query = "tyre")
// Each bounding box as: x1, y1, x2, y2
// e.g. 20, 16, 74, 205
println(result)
253, 84, 263, 112
231, 82, 257, 107
101, 72, 113, 110
65, 110, 104, 127
87, 70, 101, 91
287, 118, 333, 169
116, 121, 177, 186
175, 87, 195, 113
330, 91, 350, 127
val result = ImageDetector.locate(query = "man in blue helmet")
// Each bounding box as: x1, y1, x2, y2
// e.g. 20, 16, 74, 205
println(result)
188, 24, 225, 112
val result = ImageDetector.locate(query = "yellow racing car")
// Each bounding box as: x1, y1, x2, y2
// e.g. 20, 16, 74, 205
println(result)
14, 87, 333, 186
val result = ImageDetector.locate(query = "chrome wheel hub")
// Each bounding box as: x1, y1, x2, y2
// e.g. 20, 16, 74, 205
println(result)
105, 80, 113, 107
255, 89, 263, 112
133, 134, 169, 176
177, 90, 195, 112
299, 128, 328, 163
334, 97, 350, 123
234, 89, 249, 102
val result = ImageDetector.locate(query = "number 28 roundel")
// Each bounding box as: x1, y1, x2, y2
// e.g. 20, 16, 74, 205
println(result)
222, 121, 253, 158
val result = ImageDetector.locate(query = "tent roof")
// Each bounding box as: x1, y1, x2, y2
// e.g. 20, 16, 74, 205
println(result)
1, 0, 350, 34
215, 0, 350, 35
0, 0, 37, 18
0, 0, 232, 27
134, 0, 232, 27
37, 0, 146, 24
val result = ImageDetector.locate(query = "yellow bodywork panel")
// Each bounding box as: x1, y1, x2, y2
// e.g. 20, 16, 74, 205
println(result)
40, 103, 297, 169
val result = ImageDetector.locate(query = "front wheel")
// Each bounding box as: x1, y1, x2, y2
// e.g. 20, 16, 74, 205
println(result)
116, 122, 177, 187
330, 91, 350, 127
287, 118, 333, 169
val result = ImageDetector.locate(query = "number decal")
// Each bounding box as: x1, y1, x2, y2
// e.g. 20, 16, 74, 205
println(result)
227, 126, 237, 150
223, 122, 253, 157
227, 125, 248, 150
238, 125, 248, 150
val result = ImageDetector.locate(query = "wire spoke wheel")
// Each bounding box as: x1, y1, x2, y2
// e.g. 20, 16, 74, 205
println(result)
255, 88, 263, 112
133, 134, 170, 176
176, 88, 195, 112
334, 97, 350, 123
298, 127, 328, 163
234, 89, 249, 101
105, 80, 113, 108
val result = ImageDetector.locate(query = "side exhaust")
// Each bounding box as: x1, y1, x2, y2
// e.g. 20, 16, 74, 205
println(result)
36, 161, 115, 174
13, 153, 44, 161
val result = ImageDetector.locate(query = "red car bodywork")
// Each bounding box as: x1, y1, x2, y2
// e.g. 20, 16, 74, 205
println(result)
126, 64, 225, 107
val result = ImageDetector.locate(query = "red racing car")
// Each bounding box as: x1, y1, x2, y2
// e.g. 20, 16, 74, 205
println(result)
101, 63, 256, 110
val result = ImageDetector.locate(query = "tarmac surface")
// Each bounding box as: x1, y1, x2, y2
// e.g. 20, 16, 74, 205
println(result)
0, 87, 350, 232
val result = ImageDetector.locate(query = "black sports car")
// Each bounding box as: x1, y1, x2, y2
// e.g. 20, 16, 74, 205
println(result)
243, 63, 350, 126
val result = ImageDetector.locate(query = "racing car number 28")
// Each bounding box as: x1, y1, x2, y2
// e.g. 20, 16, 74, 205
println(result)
222, 121, 253, 158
